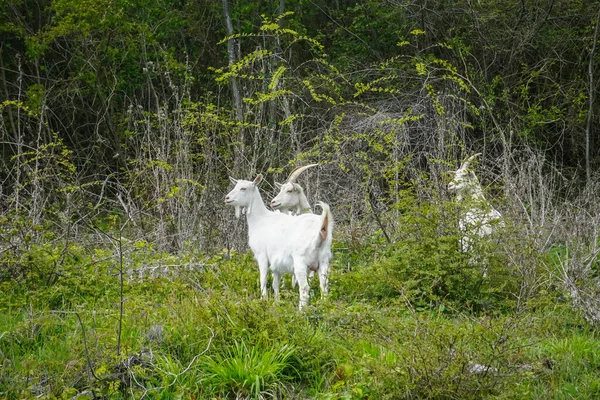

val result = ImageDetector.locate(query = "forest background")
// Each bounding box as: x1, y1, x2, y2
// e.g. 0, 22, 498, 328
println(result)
2, 0, 600, 398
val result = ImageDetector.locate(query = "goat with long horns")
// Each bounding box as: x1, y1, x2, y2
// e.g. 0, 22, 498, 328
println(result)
270, 164, 318, 215
448, 153, 503, 254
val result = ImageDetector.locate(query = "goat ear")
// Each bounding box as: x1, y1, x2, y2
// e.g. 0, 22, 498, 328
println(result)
229, 176, 238, 185
253, 174, 263, 186
275, 182, 282, 189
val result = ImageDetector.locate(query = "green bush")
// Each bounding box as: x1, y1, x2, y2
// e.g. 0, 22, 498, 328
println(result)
333, 193, 524, 313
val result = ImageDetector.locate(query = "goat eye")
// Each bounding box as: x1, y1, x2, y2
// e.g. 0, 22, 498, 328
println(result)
240, 187, 247, 191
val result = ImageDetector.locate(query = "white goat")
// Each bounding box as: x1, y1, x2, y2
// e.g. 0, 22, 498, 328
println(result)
448, 153, 503, 253
270, 164, 318, 215
271, 164, 321, 287
225, 174, 333, 309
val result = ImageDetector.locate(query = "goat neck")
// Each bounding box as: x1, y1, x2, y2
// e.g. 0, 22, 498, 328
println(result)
244, 187, 270, 229
456, 178, 486, 202
294, 187, 312, 214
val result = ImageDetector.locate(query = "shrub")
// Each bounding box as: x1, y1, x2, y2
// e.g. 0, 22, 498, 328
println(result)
333, 183, 552, 315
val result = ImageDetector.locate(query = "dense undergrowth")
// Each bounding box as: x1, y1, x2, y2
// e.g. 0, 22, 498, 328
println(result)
2, 1, 600, 398
1, 210, 600, 399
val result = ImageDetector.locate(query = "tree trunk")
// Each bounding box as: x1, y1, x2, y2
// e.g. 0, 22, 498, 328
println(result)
586, 7, 600, 184
221, 0, 245, 173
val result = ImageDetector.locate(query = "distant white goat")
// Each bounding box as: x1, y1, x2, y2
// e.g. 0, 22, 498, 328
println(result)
225, 174, 333, 309
448, 153, 503, 253
271, 164, 318, 215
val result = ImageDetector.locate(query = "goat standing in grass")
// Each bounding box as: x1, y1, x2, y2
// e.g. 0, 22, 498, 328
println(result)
271, 164, 322, 287
225, 174, 333, 309
448, 153, 503, 254
271, 164, 318, 215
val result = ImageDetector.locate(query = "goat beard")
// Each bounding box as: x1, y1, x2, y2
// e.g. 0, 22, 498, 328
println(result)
234, 206, 250, 218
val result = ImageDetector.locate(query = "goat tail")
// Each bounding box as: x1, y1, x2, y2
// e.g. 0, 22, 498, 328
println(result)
316, 201, 333, 241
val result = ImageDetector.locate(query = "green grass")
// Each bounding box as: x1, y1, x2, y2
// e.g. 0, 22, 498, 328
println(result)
0, 243, 598, 399
202, 340, 296, 398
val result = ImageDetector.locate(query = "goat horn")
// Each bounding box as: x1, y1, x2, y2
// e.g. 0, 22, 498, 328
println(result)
461, 153, 482, 170
287, 163, 318, 183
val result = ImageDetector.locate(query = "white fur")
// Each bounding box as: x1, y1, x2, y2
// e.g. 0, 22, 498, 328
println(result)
271, 181, 312, 215
270, 164, 320, 288
270, 164, 317, 215
225, 174, 333, 309
448, 154, 503, 253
